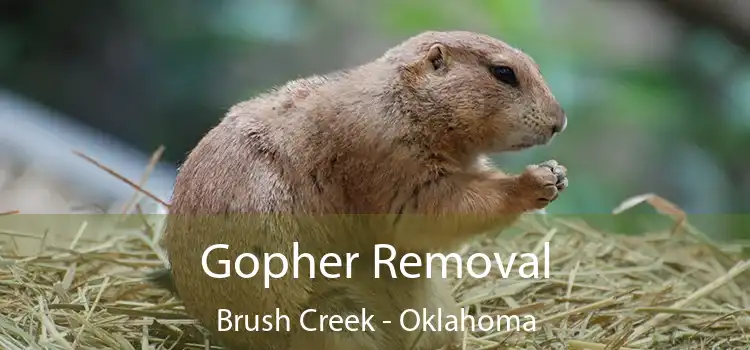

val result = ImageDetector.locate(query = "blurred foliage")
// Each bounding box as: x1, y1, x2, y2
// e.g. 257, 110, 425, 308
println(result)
1, 0, 749, 239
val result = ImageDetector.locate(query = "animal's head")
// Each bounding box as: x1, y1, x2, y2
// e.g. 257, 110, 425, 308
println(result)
383, 31, 567, 154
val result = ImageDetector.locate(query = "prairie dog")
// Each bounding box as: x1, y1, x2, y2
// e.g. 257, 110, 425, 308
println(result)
151, 31, 568, 350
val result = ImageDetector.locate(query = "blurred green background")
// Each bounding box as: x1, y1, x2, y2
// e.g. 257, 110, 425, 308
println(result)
1, 0, 749, 240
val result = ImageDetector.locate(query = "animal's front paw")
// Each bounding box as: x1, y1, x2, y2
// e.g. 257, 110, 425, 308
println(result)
516, 159, 567, 210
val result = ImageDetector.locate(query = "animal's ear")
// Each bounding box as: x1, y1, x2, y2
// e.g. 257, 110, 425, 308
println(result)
424, 43, 447, 71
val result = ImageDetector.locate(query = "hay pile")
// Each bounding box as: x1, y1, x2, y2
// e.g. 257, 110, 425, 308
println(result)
1, 197, 749, 350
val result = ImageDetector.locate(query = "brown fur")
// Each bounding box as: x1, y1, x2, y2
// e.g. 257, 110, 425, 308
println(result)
153, 31, 568, 350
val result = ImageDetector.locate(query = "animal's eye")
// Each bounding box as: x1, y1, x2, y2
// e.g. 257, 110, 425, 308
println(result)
490, 66, 519, 87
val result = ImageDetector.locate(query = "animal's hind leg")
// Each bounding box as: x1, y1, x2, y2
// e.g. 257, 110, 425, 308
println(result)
287, 285, 405, 350
288, 327, 385, 350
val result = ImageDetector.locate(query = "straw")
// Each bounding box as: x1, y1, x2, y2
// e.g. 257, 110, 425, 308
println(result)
0, 150, 748, 349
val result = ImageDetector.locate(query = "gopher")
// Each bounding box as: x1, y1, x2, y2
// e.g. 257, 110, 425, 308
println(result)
150, 31, 568, 350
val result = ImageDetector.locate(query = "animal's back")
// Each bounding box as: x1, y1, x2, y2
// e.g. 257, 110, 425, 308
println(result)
165, 81, 325, 349
163, 74, 393, 349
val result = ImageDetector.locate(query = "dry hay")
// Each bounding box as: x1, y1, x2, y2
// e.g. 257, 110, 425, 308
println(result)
0, 196, 748, 350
